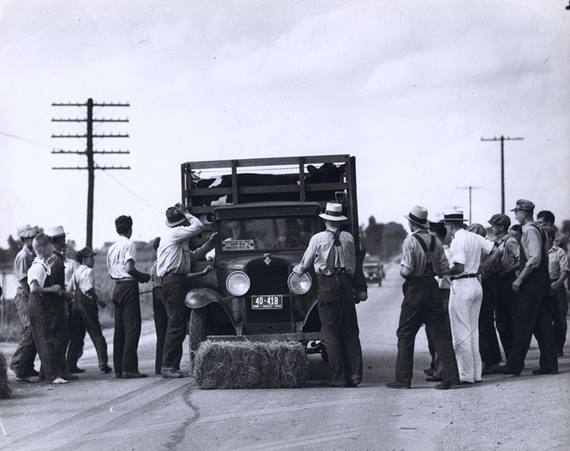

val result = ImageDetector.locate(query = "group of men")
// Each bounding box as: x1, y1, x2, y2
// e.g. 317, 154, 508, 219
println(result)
387, 199, 567, 390
10, 203, 215, 383
9, 198, 567, 388
105, 204, 215, 379
10, 225, 111, 384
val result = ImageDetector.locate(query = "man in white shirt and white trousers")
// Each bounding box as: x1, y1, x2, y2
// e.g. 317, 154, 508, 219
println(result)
444, 212, 500, 385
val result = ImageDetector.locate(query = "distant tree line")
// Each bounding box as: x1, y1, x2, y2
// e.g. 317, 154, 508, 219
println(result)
361, 216, 408, 262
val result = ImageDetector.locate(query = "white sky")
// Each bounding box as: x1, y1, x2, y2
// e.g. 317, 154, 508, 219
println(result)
1, 0, 569, 249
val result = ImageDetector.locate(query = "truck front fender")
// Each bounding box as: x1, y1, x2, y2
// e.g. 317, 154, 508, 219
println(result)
185, 288, 223, 309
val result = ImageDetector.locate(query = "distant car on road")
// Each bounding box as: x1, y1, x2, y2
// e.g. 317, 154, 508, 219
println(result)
363, 259, 384, 286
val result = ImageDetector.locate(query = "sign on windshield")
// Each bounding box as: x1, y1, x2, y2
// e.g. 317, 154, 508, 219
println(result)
219, 217, 314, 251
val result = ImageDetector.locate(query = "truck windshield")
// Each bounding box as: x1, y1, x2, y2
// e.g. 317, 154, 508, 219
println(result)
219, 217, 315, 251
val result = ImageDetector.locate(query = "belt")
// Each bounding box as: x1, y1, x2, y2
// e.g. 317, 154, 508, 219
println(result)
163, 270, 188, 276
332, 267, 346, 274
450, 273, 479, 281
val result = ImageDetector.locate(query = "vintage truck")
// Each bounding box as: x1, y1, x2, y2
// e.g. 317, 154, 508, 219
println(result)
180, 155, 365, 360
363, 258, 385, 287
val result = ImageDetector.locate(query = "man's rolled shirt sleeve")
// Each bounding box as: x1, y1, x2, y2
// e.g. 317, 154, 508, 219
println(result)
400, 237, 416, 273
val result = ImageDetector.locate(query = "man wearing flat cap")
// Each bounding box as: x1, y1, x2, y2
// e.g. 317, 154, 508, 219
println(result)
487, 214, 520, 364
294, 202, 363, 387
45, 225, 76, 381
497, 199, 558, 375
10, 225, 42, 382
157, 203, 206, 378
386, 206, 459, 390
67, 247, 112, 375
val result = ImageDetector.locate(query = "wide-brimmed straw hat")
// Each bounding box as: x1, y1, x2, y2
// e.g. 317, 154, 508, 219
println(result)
404, 206, 429, 228
443, 211, 468, 223
165, 207, 187, 227
319, 203, 347, 221
46, 225, 67, 238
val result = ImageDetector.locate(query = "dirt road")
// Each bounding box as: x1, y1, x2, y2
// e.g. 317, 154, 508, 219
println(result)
0, 263, 568, 450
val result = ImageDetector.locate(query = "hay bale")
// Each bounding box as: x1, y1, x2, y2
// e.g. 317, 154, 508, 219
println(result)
194, 340, 308, 389
0, 350, 11, 399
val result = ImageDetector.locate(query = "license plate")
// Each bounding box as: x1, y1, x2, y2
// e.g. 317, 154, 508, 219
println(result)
251, 295, 283, 310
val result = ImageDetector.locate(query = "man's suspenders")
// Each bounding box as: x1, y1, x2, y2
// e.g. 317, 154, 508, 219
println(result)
412, 233, 435, 276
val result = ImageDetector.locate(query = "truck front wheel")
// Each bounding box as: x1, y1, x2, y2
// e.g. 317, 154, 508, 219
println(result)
189, 307, 207, 361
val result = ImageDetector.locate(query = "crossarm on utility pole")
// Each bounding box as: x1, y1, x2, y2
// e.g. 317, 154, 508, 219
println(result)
481, 136, 523, 214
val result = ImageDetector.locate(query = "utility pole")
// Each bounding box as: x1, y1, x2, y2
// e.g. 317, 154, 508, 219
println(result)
457, 186, 484, 224
481, 135, 523, 214
52, 98, 130, 248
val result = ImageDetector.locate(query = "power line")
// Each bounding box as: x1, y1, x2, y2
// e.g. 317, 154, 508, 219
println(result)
2, 127, 157, 213
52, 98, 130, 247
0, 130, 64, 151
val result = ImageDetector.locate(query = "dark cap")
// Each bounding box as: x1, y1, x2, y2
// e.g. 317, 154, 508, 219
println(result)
76, 246, 97, 263
510, 199, 535, 213
488, 214, 511, 229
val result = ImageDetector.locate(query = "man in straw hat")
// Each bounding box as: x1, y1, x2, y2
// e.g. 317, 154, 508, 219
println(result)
495, 199, 558, 376
294, 202, 363, 387
157, 203, 207, 378
45, 225, 77, 381
444, 212, 500, 385
10, 225, 42, 382
386, 206, 460, 390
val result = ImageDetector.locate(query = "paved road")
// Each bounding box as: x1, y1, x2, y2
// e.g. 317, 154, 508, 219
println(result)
0, 263, 569, 450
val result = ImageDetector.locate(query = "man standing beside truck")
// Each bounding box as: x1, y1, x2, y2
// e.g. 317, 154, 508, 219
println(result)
294, 202, 363, 388
157, 203, 205, 378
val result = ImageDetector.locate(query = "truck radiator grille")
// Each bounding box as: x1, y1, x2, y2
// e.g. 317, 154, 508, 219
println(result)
245, 263, 291, 327
247, 264, 289, 295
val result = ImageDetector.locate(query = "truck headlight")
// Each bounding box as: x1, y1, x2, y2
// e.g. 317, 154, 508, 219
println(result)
226, 271, 250, 296
288, 272, 312, 295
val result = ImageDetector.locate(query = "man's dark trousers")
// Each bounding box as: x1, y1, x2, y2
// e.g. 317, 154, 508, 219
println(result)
506, 274, 558, 373
495, 272, 518, 359
11, 289, 37, 378
551, 281, 568, 355
67, 290, 109, 370
152, 286, 168, 374
317, 272, 362, 384
161, 273, 191, 372
395, 276, 459, 385
479, 275, 502, 366
112, 280, 141, 374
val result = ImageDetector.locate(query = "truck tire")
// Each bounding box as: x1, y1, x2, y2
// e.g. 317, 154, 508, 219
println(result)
189, 307, 207, 361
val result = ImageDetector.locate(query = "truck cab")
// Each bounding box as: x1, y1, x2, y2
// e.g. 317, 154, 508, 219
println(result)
186, 202, 326, 354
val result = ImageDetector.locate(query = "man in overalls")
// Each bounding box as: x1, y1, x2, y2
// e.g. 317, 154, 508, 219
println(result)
11, 225, 41, 382
46, 226, 76, 381
387, 206, 459, 390
497, 199, 558, 376
294, 202, 363, 387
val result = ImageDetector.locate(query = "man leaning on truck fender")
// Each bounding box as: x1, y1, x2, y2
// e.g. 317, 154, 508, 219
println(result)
157, 203, 204, 378
293, 202, 363, 388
